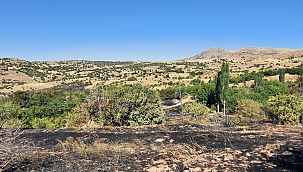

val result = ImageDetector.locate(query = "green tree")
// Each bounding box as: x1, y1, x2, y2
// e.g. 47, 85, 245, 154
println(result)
127, 76, 137, 81
159, 86, 187, 99
215, 61, 229, 110
253, 73, 264, 87
159, 86, 179, 99
225, 87, 251, 113
267, 94, 303, 125
249, 80, 290, 104
186, 82, 215, 105
279, 70, 285, 82
190, 79, 202, 86
86, 84, 165, 126
234, 99, 266, 124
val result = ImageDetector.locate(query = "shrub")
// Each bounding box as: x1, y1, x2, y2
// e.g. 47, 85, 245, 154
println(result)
234, 125, 250, 131
1, 118, 22, 128
85, 84, 165, 126
30, 117, 65, 129
225, 87, 251, 113
266, 94, 303, 125
234, 99, 266, 124
12, 90, 82, 128
182, 102, 210, 119
0, 99, 20, 128
127, 76, 137, 81
159, 86, 187, 99
66, 103, 90, 128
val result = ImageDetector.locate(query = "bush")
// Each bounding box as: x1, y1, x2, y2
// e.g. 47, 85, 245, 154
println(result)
12, 90, 82, 128
0, 99, 20, 128
234, 125, 250, 131
66, 103, 90, 128
85, 84, 165, 126
182, 102, 210, 119
234, 99, 266, 124
30, 117, 65, 129
127, 76, 137, 81
159, 86, 180, 99
1, 118, 23, 128
266, 94, 303, 125
225, 87, 251, 113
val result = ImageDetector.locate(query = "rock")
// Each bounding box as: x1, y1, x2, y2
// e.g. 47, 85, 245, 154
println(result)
155, 138, 165, 143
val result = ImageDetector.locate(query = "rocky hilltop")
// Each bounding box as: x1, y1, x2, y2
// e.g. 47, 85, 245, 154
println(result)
192, 48, 233, 59
186, 47, 301, 60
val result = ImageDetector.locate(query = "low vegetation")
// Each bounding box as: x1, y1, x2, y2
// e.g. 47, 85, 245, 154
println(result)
234, 99, 266, 124
181, 102, 210, 119
267, 94, 303, 125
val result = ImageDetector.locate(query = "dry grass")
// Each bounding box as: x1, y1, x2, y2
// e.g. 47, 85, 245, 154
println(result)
1, 49, 302, 93
1, 123, 303, 171
0, 129, 26, 170
58, 137, 141, 156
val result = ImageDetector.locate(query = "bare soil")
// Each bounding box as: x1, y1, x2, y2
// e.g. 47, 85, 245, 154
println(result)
1, 123, 302, 172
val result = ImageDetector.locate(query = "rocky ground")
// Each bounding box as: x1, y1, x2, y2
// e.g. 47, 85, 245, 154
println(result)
1, 123, 303, 172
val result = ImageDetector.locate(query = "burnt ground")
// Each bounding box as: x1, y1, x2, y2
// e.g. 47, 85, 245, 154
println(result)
1, 123, 303, 172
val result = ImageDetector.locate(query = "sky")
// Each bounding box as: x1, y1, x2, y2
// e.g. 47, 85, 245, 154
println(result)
0, 0, 302, 61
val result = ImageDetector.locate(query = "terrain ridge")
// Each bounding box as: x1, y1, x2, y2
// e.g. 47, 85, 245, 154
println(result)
186, 47, 302, 60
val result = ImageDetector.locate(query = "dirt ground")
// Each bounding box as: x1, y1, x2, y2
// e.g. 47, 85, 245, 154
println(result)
1, 122, 303, 172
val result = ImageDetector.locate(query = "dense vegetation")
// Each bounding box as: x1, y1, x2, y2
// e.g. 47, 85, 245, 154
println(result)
67, 84, 165, 127
161, 63, 303, 125
1, 59, 303, 129
1, 84, 165, 128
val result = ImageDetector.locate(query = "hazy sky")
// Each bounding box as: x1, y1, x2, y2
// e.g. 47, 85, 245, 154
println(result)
1, 0, 302, 61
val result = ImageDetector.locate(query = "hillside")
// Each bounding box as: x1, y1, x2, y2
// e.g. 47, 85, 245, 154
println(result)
1, 47, 303, 94
185, 47, 302, 60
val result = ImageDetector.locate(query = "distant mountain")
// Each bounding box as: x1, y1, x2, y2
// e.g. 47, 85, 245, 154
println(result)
185, 47, 301, 60
190, 48, 232, 59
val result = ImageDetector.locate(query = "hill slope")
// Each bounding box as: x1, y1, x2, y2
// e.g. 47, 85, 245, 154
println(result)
1, 47, 303, 94
185, 47, 302, 60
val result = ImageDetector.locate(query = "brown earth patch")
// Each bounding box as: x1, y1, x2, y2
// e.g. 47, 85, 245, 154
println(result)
1, 124, 302, 171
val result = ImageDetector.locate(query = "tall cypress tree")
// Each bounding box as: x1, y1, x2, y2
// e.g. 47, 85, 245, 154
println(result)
279, 70, 285, 82
215, 61, 229, 110
254, 73, 263, 87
